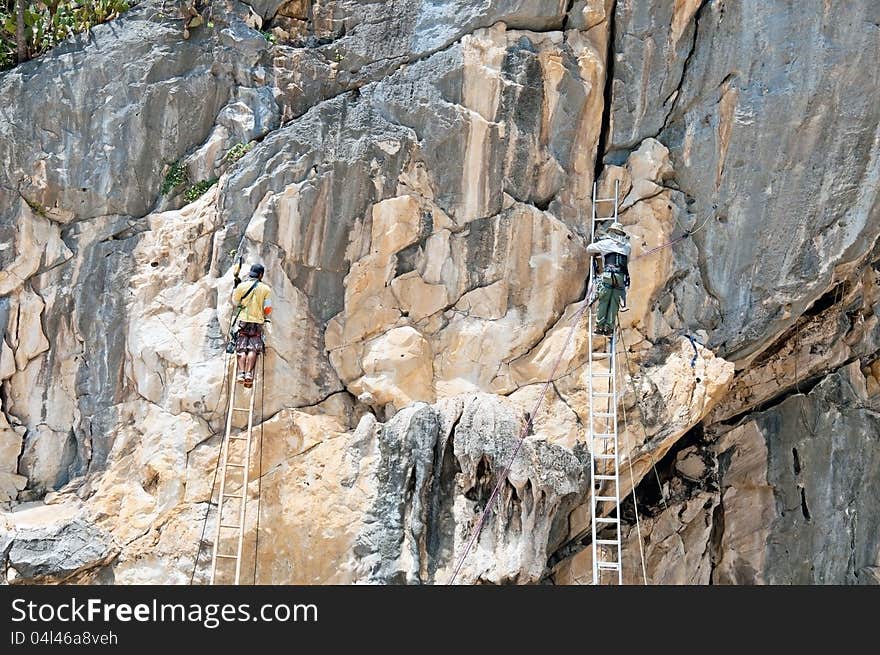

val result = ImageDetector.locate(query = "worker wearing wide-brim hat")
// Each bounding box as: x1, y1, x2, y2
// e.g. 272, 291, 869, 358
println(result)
586, 222, 631, 336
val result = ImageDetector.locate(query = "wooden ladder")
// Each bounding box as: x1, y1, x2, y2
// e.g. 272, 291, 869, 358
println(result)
209, 357, 257, 584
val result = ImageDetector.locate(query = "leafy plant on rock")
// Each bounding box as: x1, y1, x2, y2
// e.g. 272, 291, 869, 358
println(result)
183, 178, 218, 204
1, 1, 131, 71
161, 160, 187, 195
223, 141, 254, 165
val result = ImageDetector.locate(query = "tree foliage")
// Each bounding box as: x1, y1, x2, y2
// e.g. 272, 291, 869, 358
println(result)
1, 1, 131, 70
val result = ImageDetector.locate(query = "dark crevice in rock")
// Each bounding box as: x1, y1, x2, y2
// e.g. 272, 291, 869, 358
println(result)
548, 423, 713, 574
657, 0, 710, 137
792, 447, 802, 475
707, 491, 725, 584
504, 191, 554, 214
551, 381, 583, 426
560, 0, 577, 32
803, 280, 851, 318
594, 0, 616, 175
799, 486, 811, 522
425, 412, 462, 582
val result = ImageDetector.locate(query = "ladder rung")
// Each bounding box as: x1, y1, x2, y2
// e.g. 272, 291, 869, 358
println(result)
594, 197, 617, 202
594, 495, 617, 502
225, 463, 245, 468
232, 407, 251, 412
223, 493, 243, 499
595, 517, 619, 524
229, 436, 249, 441
593, 412, 615, 418
594, 474, 616, 481
592, 392, 615, 397
215, 554, 238, 559
595, 539, 619, 546
594, 453, 617, 460
591, 372, 613, 378
219, 523, 243, 529
597, 562, 620, 570
591, 352, 611, 359
592, 433, 616, 438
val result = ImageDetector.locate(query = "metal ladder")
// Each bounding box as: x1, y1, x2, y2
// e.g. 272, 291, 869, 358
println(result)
209, 357, 258, 584
587, 179, 623, 584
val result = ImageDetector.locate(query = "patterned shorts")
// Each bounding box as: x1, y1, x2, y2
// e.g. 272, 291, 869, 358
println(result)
235, 322, 264, 354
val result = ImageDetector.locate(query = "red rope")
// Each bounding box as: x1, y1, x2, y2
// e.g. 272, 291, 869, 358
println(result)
447, 302, 589, 584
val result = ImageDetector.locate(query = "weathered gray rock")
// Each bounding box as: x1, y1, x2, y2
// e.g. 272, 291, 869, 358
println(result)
713, 362, 880, 584
606, 0, 703, 157
268, 0, 590, 121
356, 394, 588, 584
5, 518, 115, 582
1, 0, 879, 587
0, 1, 274, 224
610, 0, 880, 363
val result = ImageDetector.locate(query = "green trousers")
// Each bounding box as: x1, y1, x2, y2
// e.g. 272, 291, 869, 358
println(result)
596, 272, 626, 332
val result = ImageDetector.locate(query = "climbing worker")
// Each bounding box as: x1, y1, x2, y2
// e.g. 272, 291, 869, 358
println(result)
587, 221, 631, 336
231, 263, 272, 388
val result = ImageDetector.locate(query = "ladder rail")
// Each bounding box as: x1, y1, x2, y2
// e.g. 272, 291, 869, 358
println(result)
210, 356, 238, 585
233, 368, 258, 585
612, 335, 622, 584
588, 180, 598, 585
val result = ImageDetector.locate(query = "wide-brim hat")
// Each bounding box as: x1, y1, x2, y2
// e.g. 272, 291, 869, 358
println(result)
608, 221, 628, 235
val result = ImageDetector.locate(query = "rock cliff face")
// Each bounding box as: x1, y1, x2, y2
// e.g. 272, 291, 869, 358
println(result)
1, 0, 878, 584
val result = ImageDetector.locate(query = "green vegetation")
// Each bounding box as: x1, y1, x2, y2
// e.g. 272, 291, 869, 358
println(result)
183, 178, 218, 204
223, 141, 254, 165
1, 1, 130, 71
259, 28, 275, 44
161, 160, 187, 195
161, 162, 217, 205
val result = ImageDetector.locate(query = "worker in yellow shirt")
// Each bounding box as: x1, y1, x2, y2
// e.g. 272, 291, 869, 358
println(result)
231, 263, 272, 388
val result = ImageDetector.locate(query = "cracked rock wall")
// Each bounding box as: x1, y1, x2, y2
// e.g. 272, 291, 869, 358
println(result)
1, 0, 879, 585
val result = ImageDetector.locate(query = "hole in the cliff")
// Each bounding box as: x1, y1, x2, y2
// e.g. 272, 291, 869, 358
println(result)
695, 377, 702, 384
792, 447, 802, 475
465, 456, 493, 505
81, 188, 87, 192
150, 262, 159, 268
717, 214, 728, 224
800, 487, 811, 522
803, 281, 849, 317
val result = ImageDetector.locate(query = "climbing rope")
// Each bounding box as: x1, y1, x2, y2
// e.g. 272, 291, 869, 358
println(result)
615, 324, 648, 585
617, 329, 669, 512
447, 302, 590, 585
629, 211, 712, 262
188, 350, 234, 585
253, 352, 266, 584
